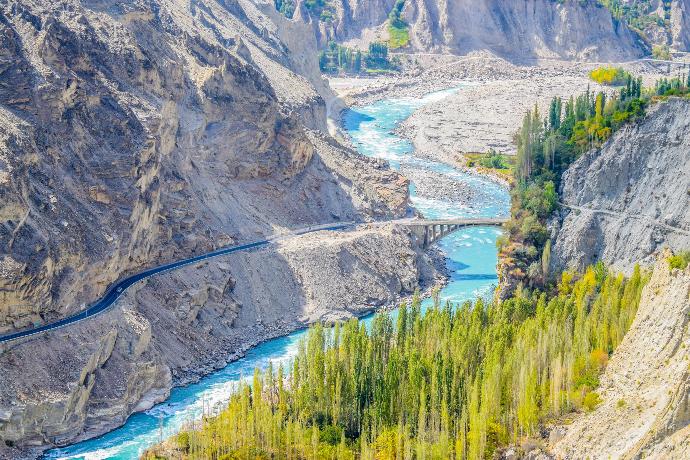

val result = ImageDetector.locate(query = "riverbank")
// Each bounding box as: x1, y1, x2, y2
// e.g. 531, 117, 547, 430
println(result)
330, 52, 670, 164
35, 85, 507, 460
140, 77, 511, 460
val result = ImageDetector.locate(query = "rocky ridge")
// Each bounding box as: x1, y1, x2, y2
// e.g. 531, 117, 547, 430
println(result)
306, 0, 647, 61
550, 98, 690, 275
671, 0, 690, 50
545, 97, 690, 458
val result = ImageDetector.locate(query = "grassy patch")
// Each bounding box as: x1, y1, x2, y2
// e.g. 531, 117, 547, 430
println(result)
363, 68, 395, 75
583, 392, 603, 412
465, 151, 515, 183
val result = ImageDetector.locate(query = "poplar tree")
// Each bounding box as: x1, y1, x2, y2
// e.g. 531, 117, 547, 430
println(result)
148, 266, 648, 460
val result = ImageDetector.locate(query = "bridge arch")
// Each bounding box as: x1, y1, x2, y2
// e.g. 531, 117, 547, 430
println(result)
396, 218, 508, 248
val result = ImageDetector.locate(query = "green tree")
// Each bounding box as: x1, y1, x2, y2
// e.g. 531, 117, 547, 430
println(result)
149, 264, 647, 460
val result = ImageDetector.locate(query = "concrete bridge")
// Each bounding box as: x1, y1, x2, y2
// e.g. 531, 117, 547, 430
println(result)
396, 218, 508, 248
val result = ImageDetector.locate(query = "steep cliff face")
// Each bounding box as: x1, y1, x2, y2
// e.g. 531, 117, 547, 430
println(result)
550, 98, 690, 275
552, 253, 690, 459
303, 0, 395, 46
0, 0, 408, 335
405, 0, 646, 60
548, 100, 690, 455
309, 0, 647, 60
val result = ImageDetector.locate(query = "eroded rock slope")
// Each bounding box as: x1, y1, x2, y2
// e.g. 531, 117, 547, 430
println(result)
552, 253, 690, 459
671, 0, 690, 50
0, 0, 427, 456
309, 0, 647, 60
0, 0, 406, 334
551, 98, 690, 274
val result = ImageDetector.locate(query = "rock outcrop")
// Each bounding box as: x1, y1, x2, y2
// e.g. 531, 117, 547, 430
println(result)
0, 0, 407, 335
0, 0, 425, 456
552, 252, 690, 459
550, 98, 690, 275
309, 0, 647, 61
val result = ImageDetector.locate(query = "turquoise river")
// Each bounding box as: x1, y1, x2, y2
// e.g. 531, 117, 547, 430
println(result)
45, 87, 510, 459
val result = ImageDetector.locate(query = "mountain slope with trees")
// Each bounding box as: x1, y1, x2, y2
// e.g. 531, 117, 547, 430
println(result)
145, 264, 647, 459
498, 74, 653, 295
550, 96, 690, 274
600, 0, 690, 52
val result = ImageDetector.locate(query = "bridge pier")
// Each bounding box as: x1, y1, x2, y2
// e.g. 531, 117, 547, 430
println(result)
397, 217, 508, 249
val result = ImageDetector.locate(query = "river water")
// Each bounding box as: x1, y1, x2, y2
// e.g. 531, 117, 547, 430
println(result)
45, 87, 510, 460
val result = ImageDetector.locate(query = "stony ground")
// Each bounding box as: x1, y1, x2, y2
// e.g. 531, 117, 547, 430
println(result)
330, 52, 671, 164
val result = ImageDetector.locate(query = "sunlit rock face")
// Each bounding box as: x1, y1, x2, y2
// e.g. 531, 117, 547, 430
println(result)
307, 0, 647, 60
0, 0, 409, 334
551, 98, 690, 275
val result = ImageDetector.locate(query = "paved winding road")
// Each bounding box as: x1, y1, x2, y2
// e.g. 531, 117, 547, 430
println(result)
0, 221, 355, 344
560, 202, 690, 237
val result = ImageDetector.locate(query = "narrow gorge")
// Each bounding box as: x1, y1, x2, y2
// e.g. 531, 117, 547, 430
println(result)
1, 0, 690, 459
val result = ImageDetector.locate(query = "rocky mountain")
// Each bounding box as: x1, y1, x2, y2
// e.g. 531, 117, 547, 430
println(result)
551, 252, 690, 458
0, 0, 409, 335
614, 0, 690, 52
550, 98, 690, 275
547, 99, 690, 456
0, 0, 437, 456
307, 0, 647, 60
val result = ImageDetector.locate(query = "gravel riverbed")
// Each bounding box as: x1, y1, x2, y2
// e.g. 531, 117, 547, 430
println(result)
330, 52, 670, 165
